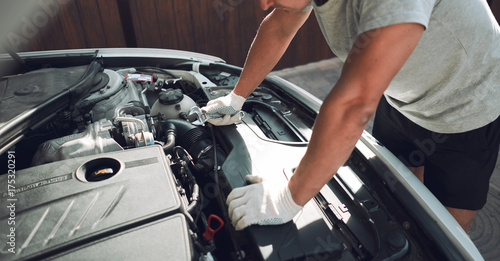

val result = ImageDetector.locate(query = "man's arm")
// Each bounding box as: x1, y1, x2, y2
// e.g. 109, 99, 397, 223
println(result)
289, 23, 425, 205
233, 8, 312, 98
201, 8, 311, 125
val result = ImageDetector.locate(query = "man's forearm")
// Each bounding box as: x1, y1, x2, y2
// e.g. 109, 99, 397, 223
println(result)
288, 87, 374, 206
234, 9, 311, 98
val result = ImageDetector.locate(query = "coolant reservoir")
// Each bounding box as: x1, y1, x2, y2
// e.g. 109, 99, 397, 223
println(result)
150, 88, 196, 119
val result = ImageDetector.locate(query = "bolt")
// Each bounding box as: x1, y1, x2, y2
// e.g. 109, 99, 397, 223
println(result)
402, 221, 411, 230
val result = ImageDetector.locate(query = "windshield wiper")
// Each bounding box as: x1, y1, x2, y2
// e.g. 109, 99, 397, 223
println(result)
6, 45, 31, 71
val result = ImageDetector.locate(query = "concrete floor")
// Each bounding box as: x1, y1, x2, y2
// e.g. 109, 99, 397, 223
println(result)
270, 58, 500, 261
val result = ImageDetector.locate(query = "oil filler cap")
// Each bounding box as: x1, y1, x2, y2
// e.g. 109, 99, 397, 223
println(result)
76, 157, 123, 182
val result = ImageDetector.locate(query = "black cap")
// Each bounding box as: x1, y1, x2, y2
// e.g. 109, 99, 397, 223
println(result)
158, 88, 183, 105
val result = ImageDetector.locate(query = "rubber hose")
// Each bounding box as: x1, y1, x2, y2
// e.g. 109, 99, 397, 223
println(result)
162, 123, 176, 154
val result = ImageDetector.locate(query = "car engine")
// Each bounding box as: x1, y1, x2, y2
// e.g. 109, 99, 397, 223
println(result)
1, 60, 323, 260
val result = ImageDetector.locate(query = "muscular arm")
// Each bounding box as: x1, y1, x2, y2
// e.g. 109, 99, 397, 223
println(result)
289, 23, 425, 206
233, 8, 311, 98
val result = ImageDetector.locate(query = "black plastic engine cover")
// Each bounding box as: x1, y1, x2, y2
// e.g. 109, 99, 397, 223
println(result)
218, 118, 357, 261
0, 146, 191, 261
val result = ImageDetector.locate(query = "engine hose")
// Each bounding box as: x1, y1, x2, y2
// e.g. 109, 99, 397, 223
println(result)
161, 123, 176, 154
173, 150, 203, 221
186, 182, 200, 216
176, 157, 202, 233
182, 207, 197, 231
161, 119, 214, 171
184, 156, 202, 218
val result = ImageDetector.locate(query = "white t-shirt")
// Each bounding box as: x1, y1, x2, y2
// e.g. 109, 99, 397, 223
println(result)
310, 0, 500, 133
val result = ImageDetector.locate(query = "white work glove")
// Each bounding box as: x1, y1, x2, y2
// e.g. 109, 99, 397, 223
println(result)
202, 91, 246, 126
226, 175, 303, 231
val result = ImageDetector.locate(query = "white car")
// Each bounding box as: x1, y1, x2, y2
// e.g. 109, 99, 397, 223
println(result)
0, 48, 483, 260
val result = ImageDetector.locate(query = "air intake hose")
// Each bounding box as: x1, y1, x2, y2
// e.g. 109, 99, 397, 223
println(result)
161, 119, 224, 172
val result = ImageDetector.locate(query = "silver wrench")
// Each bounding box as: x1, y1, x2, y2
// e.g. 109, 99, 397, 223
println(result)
188, 106, 244, 126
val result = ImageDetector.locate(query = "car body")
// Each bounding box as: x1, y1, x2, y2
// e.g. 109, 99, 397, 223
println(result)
0, 48, 483, 260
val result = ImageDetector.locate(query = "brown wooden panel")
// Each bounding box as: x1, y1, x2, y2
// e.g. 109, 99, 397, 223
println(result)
219, 1, 263, 67
155, 0, 181, 49
58, 1, 87, 49
96, 0, 127, 47
189, 1, 214, 55
198, 0, 264, 67
127, 0, 146, 47
11, 1, 333, 70
71, 0, 105, 48
170, 2, 196, 51
128, 0, 162, 48
203, 1, 333, 69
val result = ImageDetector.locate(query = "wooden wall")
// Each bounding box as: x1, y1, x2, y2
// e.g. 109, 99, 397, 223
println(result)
5, 0, 333, 70
5, 0, 499, 70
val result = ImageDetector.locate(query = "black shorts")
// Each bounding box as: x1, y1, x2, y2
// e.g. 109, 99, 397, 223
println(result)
372, 96, 500, 210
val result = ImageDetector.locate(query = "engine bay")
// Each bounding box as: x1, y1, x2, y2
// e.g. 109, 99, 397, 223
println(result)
0, 56, 450, 260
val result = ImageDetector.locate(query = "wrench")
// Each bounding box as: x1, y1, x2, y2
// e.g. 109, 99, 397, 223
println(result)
188, 106, 244, 126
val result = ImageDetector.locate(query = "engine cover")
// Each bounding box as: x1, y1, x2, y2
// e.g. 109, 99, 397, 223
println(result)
0, 146, 192, 260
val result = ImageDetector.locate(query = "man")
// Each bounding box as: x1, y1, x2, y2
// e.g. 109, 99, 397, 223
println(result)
202, 0, 500, 233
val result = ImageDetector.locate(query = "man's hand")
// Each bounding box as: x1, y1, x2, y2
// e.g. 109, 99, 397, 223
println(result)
226, 175, 303, 231
201, 91, 246, 125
